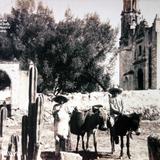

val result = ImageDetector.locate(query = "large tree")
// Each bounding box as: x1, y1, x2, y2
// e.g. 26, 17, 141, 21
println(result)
5, 1, 118, 93
52, 10, 118, 93
0, 33, 13, 60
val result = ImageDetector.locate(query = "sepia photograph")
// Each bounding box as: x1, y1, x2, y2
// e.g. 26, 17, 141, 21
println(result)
0, 0, 160, 159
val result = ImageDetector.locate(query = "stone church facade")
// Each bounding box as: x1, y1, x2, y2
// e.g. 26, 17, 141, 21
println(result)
119, 0, 160, 90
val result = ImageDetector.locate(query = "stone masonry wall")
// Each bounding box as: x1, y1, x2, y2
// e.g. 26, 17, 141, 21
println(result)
0, 61, 29, 112
155, 18, 160, 89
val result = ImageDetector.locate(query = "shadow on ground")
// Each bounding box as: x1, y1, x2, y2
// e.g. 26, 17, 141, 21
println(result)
40, 150, 118, 160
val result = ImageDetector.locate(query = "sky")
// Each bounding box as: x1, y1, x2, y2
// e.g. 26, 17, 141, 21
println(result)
0, 0, 160, 28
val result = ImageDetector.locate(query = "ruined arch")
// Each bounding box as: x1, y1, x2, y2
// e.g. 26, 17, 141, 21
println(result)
0, 70, 11, 90
137, 68, 144, 90
0, 69, 12, 116
0, 62, 19, 111
0, 61, 29, 111
124, 76, 129, 90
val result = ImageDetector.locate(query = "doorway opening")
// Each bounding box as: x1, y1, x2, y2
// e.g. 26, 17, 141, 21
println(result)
137, 69, 144, 90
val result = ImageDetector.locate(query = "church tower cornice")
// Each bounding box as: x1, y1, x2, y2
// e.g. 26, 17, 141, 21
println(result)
122, 0, 139, 14
120, 0, 140, 47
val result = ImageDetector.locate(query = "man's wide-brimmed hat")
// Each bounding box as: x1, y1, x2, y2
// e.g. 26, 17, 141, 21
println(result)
108, 85, 123, 95
52, 95, 69, 104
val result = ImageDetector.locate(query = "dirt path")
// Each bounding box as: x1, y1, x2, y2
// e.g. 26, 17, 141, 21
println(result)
40, 120, 160, 160
2, 117, 159, 160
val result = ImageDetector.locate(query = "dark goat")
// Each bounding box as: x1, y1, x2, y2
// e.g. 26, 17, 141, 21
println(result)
108, 112, 142, 159
69, 105, 108, 152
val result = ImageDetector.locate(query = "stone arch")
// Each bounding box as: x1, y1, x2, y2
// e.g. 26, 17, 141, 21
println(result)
124, 76, 129, 90
137, 68, 144, 90
0, 70, 11, 90
0, 62, 23, 110
0, 69, 11, 116
0, 61, 31, 112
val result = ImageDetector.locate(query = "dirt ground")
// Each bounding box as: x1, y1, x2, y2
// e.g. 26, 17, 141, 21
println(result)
1, 111, 160, 160
2, 117, 159, 160
40, 91, 160, 160
2, 91, 160, 160
40, 120, 160, 160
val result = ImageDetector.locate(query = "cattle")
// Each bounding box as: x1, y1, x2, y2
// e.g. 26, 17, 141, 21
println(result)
69, 105, 108, 153
53, 103, 108, 154
108, 112, 142, 159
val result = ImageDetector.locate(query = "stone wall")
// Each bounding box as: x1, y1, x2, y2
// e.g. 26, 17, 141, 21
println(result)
120, 17, 160, 90
0, 61, 29, 112
19, 71, 29, 112
119, 0, 160, 91
119, 46, 134, 90
156, 17, 160, 89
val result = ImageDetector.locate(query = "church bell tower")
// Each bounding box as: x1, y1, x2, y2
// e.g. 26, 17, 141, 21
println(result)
120, 0, 140, 46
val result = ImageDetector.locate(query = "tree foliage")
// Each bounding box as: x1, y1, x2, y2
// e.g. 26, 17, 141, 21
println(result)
0, 33, 13, 60
0, 0, 118, 94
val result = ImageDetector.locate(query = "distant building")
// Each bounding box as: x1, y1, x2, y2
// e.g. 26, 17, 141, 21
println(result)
119, 0, 160, 90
